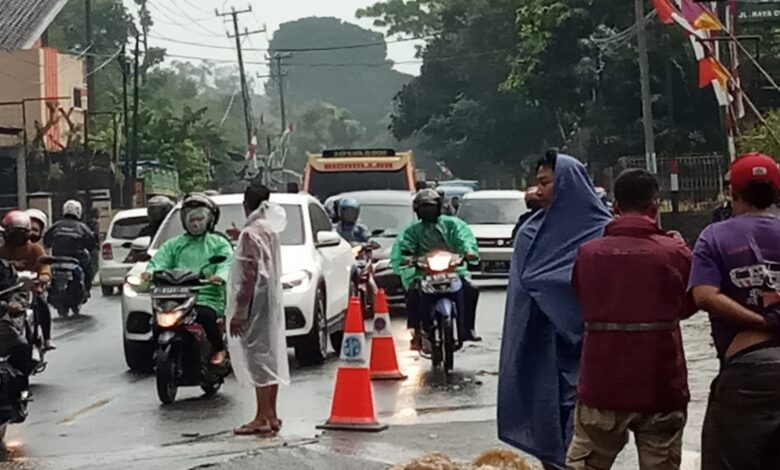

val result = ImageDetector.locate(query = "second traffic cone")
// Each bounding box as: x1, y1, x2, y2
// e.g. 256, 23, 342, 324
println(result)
370, 289, 407, 381
317, 297, 387, 432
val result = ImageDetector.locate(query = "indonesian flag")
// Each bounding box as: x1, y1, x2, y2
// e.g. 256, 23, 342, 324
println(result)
679, 0, 722, 31
698, 56, 731, 89
653, 0, 677, 24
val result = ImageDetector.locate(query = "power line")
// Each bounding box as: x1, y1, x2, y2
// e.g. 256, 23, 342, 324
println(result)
146, 0, 225, 37
146, 33, 431, 52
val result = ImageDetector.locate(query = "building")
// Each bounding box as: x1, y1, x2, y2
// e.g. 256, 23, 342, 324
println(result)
0, 0, 85, 150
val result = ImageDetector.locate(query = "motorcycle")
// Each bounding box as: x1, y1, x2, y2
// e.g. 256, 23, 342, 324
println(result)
43, 256, 87, 318
144, 256, 230, 405
0, 273, 42, 440
410, 250, 464, 374
350, 241, 380, 320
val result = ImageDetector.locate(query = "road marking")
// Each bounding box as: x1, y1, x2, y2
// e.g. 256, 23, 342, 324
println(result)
59, 399, 110, 424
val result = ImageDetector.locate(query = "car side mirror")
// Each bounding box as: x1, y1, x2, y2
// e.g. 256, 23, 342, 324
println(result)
131, 236, 151, 252
316, 231, 342, 248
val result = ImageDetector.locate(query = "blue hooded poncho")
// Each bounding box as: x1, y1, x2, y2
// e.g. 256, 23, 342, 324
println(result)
498, 155, 612, 468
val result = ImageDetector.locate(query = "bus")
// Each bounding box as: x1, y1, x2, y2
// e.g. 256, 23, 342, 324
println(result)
303, 149, 416, 201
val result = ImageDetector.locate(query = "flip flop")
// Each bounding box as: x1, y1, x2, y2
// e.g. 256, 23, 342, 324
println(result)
233, 423, 274, 436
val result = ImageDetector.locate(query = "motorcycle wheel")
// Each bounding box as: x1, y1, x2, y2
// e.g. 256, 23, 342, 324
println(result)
155, 351, 178, 405
201, 380, 221, 398
442, 317, 455, 374
56, 307, 69, 319
431, 323, 443, 369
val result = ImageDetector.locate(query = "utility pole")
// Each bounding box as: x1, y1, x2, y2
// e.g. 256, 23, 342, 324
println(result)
120, 42, 131, 207
216, 6, 263, 146
131, 34, 140, 205
635, 0, 657, 174
84, 0, 94, 156
272, 53, 291, 133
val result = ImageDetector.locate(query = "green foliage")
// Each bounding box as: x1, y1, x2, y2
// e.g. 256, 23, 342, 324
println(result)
286, 101, 367, 170
266, 17, 412, 137
738, 110, 780, 158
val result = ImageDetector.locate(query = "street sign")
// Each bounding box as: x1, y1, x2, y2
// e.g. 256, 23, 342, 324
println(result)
737, 1, 780, 23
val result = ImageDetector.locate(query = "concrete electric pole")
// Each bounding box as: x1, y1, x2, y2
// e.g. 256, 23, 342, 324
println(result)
636, 0, 657, 174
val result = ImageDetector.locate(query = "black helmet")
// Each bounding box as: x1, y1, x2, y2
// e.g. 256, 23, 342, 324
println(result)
180, 194, 220, 233
413, 188, 443, 212
147, 196, 175, 226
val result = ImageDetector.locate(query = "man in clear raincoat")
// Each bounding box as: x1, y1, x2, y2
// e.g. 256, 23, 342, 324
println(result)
498, 152, 612, 469
227, 184, 289, 436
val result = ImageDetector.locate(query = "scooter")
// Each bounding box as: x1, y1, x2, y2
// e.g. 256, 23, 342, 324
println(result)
412, 250, 464, 374
15, 271, 47, 375
44, 256, 87, 318
350, 241, 380, 320
148, 256, 230, 405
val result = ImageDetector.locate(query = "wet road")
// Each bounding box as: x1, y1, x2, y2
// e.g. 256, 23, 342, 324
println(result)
1, 283, 718, 469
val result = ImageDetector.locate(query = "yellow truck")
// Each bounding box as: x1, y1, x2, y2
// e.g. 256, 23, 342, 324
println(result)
303, 149, 416, 200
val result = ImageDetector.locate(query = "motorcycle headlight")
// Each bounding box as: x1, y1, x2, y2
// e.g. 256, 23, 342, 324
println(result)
157, 310, 185, 328
281, 270, 312, 290
427, 253, 454, 273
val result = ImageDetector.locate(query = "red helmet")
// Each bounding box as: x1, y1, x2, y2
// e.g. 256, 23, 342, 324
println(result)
2, 210, 31, 232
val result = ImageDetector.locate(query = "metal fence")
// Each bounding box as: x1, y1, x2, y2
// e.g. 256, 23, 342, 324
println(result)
615, 154, 725, 203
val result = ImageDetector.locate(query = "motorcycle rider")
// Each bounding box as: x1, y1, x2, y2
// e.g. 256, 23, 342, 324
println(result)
0, 211, 54, 351
143, 194, 233, 365
335, 198, 370, 244
391, 189, 481, 350
43, 200, 97, 300
26, 209, 48, 246
0, 260, 35, 390
138, 196, 175, 239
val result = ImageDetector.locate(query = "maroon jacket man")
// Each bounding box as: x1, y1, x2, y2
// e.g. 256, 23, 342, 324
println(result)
567, 169, 697, 470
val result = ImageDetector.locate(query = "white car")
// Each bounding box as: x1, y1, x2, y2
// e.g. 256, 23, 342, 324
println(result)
458, 190, 527, 278
99, 208, 149, 296
120, 193, 353, 371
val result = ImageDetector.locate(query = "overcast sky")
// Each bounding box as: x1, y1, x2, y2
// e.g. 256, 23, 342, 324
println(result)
124, 0, 422, 84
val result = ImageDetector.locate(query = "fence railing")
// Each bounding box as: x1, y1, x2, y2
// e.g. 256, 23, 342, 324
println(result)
615, 154, 725, 203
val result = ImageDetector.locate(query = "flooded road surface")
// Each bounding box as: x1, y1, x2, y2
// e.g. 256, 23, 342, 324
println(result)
0, 285, 718, 469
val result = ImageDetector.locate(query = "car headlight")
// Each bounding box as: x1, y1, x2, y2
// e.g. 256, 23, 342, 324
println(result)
281, 270, 312, 290
157, 310, 185, 328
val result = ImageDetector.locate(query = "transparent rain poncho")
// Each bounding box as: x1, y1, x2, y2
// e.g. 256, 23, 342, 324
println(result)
226, 202, 290, 387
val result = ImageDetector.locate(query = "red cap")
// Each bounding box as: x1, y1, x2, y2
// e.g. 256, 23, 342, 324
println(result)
730, 153, 780, 192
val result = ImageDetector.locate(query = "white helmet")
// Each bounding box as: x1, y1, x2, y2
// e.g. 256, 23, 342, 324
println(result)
26, 208, 48, 231
63, 199, 83, 219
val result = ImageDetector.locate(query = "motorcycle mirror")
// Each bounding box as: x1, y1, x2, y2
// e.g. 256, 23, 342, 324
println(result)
208, 255, 227, 265
371, 228, 385, 237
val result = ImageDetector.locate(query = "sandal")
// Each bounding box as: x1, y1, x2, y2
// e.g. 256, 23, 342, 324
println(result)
233, 423, 274, 436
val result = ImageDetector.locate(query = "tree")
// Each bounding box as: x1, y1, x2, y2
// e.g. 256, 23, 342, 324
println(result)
266, 17, 412, 137
286, 101, 367, 170
738, 111, 780, 158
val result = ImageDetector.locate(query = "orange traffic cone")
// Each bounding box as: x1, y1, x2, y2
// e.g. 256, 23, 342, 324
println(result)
317, 297, 388, 432
370, 289, 407, 381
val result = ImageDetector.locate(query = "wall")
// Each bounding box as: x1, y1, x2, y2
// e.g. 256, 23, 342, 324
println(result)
0, 49, 43, 147
56, 52, 85, 146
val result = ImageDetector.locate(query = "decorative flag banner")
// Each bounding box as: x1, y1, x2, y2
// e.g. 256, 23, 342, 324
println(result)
653, 0, 677, 24
679, 0, 723, 31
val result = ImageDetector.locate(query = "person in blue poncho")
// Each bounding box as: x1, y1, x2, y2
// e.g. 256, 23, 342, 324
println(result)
498, 151, 612, 469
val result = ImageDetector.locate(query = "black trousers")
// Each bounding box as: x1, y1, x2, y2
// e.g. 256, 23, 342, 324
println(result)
405, 279, 479, 338
195, 306, 224, 351
32, 295, 52, 341
701, 342, 780, 470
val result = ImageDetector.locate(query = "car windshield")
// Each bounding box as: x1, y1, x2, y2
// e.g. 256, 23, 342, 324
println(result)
153, 203, 305, 248
458, 198, 527, 225
359, 204, 414, 237
111, 216, 148, 240
308, 169, 410, 201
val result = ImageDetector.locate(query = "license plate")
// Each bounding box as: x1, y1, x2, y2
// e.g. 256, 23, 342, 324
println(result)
154, 287, 190, 295
485, 261, 510, 273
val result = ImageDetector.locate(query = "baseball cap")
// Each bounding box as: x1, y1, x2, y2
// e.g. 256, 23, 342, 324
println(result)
729, 153, 780, 192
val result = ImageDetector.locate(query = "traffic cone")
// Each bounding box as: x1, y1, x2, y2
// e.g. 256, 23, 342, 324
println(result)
370, 289, 407, 381
317, 297, 388, 432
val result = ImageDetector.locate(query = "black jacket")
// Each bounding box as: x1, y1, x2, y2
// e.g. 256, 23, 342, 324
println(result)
44, 217, 97, 258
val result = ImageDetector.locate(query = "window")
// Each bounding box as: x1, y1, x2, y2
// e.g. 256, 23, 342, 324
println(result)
458, 199, 528, 225
111, 216, 149, 240
154, 203, 305, 248
307, 168, 410, 201
308, 203, 334, 236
